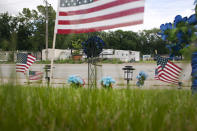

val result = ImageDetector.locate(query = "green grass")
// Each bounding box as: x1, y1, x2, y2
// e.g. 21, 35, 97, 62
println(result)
0, 85, 197, 131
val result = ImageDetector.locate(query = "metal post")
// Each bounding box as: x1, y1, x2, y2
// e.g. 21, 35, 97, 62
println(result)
88, 57, 97, 88
44, 65, 51, 87
127, 80, 129, 89
44, 0, 49, 60
127, 70, 129, 88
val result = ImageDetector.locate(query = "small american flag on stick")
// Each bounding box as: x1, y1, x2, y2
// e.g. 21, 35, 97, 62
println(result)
16, 53, 36, 73
155, 55, 182, 85
29, 71, 43, 80
56, 0, 145, 34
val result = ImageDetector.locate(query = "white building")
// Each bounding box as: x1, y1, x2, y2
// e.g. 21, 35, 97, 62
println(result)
142, 55, 151, 61
100, 49, 140, 62
0, 51, 10, 61
42, 49, 72, 60
100, 49, 114, 59
42, 49, 140, 62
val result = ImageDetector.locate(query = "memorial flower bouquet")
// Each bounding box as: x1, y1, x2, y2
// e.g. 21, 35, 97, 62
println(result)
136, 71, 148, 87
100, 76, 115, 88
67, 75, 85, 88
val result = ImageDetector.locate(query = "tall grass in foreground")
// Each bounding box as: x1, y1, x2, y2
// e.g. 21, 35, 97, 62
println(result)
0, 85, 197, 131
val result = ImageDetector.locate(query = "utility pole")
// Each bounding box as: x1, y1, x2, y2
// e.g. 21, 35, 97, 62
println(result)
44, 0, 49, 61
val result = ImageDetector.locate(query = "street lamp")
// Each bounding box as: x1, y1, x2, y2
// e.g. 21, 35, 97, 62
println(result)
122, 66, 135, 88
44, 65, 51, 86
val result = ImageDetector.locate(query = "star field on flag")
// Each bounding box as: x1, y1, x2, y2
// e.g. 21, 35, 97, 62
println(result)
60, 0, 94, 7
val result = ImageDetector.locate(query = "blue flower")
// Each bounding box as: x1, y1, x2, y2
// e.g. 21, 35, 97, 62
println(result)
68, 75, 84, 85
159, 23, 172, 40
165, 23, 172, 30
82, 36, 105, 58
136, 71, 148, 87
136, 71, 148, 80
188, 28, 192, 36
185, 44, 190, 48
176, 31, 183, 42
160, 24, 166, 31
187, 14, 197, 25
101, 76, 115, 87
160, 23, 172, 32
182, 17, 188, 22
174, 15, 183, 27
161, 34, 168, 40
166, 45, 172, 51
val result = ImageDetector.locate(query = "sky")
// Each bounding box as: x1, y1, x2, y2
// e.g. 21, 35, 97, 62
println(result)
0, 0, 195, 32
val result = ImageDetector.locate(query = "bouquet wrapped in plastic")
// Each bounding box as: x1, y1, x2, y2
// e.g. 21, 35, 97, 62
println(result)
100, 76, 115, 88
67, 75, 85, 88
136, 71, 148, 87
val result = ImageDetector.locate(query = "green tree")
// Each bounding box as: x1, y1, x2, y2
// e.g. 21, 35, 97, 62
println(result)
139, 28, 168, 55
0, 13, 17, 50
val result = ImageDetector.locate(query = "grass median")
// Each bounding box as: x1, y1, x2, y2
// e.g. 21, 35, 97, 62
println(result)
0, 85, 196, 130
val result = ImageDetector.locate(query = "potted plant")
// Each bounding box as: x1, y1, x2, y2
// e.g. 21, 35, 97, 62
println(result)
71, 39, 82, 61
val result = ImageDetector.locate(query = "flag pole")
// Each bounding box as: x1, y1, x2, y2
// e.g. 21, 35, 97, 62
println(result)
49, 31, 57, 85
49, 0, 59, 86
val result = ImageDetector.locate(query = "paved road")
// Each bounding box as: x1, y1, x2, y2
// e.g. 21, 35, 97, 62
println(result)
0, 63, 192, 88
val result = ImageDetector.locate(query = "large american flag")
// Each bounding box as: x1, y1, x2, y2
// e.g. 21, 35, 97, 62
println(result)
155, 55, 182, 85
55, 0, 145, 34
16, 53, 36, 73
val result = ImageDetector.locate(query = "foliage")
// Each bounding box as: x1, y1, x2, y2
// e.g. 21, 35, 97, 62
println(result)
0, 85, 197, 130
99, 58, 123, 64
139, 28, 168, 55
71, 39, 82, 55
100, 76, 115, 88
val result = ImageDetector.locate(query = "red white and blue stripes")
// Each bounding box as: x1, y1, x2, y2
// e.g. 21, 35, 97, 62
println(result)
55, 0, 145, 34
